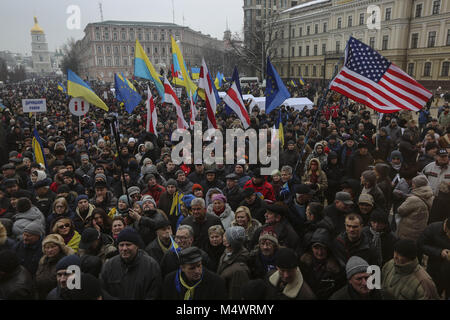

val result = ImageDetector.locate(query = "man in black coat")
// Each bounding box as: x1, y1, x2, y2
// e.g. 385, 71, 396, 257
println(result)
239, 188, 267, 224
323, 191, 354, 237
0, 250, 34, 300
33, 179, 56, 218
222, 173, 244, 212
162, 247, 227, 300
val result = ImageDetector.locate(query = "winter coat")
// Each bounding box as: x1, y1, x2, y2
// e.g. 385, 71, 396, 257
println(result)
339, 144, 357, 169
332, 232, 378, 268
65, 231, 81, 253
347, 151, 374, 180
0, 265, 34, 300
304, 143, 328, 172
46, 210, 75, 234
162, 268, 227, 300
373, 135, 393, 161
14, 238, 43, 277
362, 225, 397, 266
132, 210, 167, 246
180, 213, 223, 252
35, 253, 68, 299
223, 185, 244, 212
100, 249, 162, 300
397, 186, 434, 241
329, 283, 383, 300
399, 137, 419, 165
203, 242, 225, 273
281, 149, 300, 169
422, 161, 450, 196
302, 158, 328, 200
243, 180, 276, 202
0, 222, 16, 251
418, 154, 435, 172
251, 219, 300, 250
90, 191, 117, 215
142, 184, 166, 206
230, 218, 262, 250
382, 258, 440, 300
176, 179, 193, 195
207, 203, 234, 230
247, 248, 278, 280
145, 237, 167, 264
365, 185, 387, 212
383, 124, 402, 146
417, 221, 450, 288
429, 183, 450, 223
217, 247, 251, 299
34, 190, 56, 218
239, 196, 267, 224
159, 247, 212, 278
78, 233, 117, 263
323, 161, 345, 203
264, 268, 317, 300
73, 204, 96, 234
12, 206, 46, 240
323, 204, 347, 237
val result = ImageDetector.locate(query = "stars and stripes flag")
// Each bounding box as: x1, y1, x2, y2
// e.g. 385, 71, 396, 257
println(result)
146, 85, 157, 135
198, 58, 218, 129
163, 77, 188, 130
222, 81, 251, 129
330, 37, 432, 113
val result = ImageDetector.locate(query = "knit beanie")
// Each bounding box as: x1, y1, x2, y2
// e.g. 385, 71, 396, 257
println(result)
259, 230, 279, 247
95, 173, 107, 182
166, 179, 178, 188
412, 175, 429, 188
275, 248, 298, 269
0, 250, 20, 273
394, 239, 417, 260
16, 197, 32, 213
57, 184, 71, 194
24, 220, 45, 237
127, 186, 141, 196
225, 226, 246, 249
56, 254, 81, 271
346, 256, 370, 279
192, 184, 203, 192
141, 195, 156, 207
211, 193, 227, 203
118, 195, 130, 207
76, 194, 89, 204
117, 227, 144, 248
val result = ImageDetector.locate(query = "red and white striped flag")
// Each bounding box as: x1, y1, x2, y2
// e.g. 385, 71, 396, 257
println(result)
146, 85, 157, 136
222, 82, 251, 129
189, 91, 197, 130
198, 58, 218, 129
163, 77, 188, 130
330, 37, 432, 113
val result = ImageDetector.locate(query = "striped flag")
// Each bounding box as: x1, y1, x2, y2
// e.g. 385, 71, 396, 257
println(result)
330, 37, 432, 113
198, 58, 218, 129
189, 91, 197, 130
146, 85, 157, 135
222, 81, 251, 129
163, 77, 188, 130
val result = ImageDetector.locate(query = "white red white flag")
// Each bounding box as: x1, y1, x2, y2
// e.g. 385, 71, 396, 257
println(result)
198, 58, 218, 129
223, 82, 251, 129
146, 85, 157, 136
163, 77, 188, 130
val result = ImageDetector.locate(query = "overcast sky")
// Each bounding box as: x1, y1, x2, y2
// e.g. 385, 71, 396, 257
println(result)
0, 0, 243, 55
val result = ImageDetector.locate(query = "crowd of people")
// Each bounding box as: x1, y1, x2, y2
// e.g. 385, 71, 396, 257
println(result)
0, 77, 449, 300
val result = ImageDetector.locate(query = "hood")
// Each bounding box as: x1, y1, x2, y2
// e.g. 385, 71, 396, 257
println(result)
206, 188, 224, 207
15, 206, 44, 221
412, 185, 434, 207
307, 157, 322, 172
309, 227, 331, 248
207, 203, 233, 219
0, 222, 7, 246
313, 142, 324, 153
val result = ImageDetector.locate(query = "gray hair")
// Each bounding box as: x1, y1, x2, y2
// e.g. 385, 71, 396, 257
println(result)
177, 225, 194, 238
208, 225, 225, 237
281, 165, 293, 175
191, 197, 206, 208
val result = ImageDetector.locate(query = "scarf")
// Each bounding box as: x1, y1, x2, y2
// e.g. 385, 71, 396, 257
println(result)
169, 191, 184, 216
175, 268, 203, 300
157, 236, 172, 254
310, 170, 319, 184
369, 227, 383, 266
62, 230, 74, 244
213, 206, 225, 216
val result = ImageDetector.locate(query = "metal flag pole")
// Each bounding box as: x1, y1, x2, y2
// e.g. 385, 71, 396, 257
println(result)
294, 64, 340, 177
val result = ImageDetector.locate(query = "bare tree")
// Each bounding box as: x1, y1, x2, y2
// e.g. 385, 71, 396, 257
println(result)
61, 37, 82, 74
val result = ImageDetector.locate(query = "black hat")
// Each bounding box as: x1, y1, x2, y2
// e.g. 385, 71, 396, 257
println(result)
225, 173, 238, 180
0, 250, 20, 273
8, 151, 19, 159
10, 158, 23, 165
205, 168, 216, 174
63, 273, 103, 300
294, 184, 315, 195
79, 228, 101, 250
154, 219, 171, 230
179, 246, 203, 265
33, 178, 51, 189
1, 164, 15, 171
57, 184, 71, 194
327, 151, 338, 160
394, 239, 417, 260
275, 248, 298, 269
117, 227, 144, 248
252, 167, 262, 178
63, 171, 74, 178
287, 140, 295, 145
369, 208, 389, 224
2, 178, 18, 187
242, 188, 256, 198
94, 180, 107, 189
266, 203, 288, 217
357, 141, 368, 149
438, 149, 448, 156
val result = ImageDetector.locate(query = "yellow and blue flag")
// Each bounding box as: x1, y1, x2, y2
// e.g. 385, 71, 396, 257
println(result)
299, 76, 305, 86
57, 81, 67, 93
265, 57, 291, 114
32, 129, 47, 169
289, 80, 297, 87
275, 109, 284, 148
134, 39, 165, 101
67, 69, 108, 111
171, 36, 199, 99
115, 73, 142, 114
191, 67, 200, 80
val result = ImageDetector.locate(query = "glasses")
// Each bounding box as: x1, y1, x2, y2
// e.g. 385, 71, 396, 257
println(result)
57, 223, 71, 230
55, 205, 65, 209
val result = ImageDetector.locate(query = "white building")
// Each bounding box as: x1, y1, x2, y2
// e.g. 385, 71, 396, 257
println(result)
30, 16, 52, 74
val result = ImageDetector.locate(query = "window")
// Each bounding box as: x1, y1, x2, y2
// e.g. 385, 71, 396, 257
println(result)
281, 47, 284, 57
298, 46, 302, 56
104, 32, 109, 40
442, 62, 450, 77
107, 58, 112, 67
96, 32, 100, 40
321, 65, 325, 77
292, 47, 295, 56
281, 30, 284, 39
122, 46, 127, 54
315, 24, 318, 34
407, 63, 415, 76
130, 32, 134, 40
146, 33, 150, 41
115, 57, 120, 66
428, 31, 436, 47
359, 13, 365, 25
382, 35, 389, 50
147, 47, 151, 54
162, 47, 166, 55
336, 41, 340, 53
337, 17, 342, 29
424, 62, 432, 76
106, 46, 110, 54
98, 58, 103, 66
411, 33, 419, 49
432, 0, 440, 15
97, 46, 102, 54
161, 33, 165, 41
292, 28, 295, 38
123, 58, 128, 66
313, 65, 317, 76
114, 46, 119, 54
348, 16, 353, 27
322, 43, 326, 55
370, 37, 375, 48
298, 66, 301, 76
306, 45, 309, 56
307, 26, 310, 35
131, 47, 134, 54
385, 8, 391, 21
122, 32, 126, 40
154, 34, 158, 41
314, 44, 318, 56
415, 4, 422, 18
447, 30, 450, 46
305, 66, 309, 76
138, 33, 142, 41
323, 23, 327, 33
113, 33, 118, 40
299, 27, 302, 36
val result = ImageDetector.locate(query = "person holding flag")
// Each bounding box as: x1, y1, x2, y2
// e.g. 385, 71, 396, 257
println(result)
32, 128, 48, 170
146, 85, 158, 135
67, 69, 109, 112
198, 58, 218, 129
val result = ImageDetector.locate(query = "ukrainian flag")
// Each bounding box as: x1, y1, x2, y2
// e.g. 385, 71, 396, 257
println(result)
171, 36, 199, 99
191, 67, 200, 80
57, 81, 67, 93
115, 73, 142, 114
299, 76, 305, 86
275, 109, 284, 148
67, 69, 108, 111
32, 129, 47, 169
134, 39, 165, 101
289, 80, 297, 87
214, 72, 224, 90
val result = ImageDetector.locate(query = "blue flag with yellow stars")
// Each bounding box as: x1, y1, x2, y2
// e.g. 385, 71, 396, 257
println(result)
265, 57, 290, 114
114, 73, 142, 114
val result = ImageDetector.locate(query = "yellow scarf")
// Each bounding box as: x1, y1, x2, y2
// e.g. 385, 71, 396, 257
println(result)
178, 269, 202, 300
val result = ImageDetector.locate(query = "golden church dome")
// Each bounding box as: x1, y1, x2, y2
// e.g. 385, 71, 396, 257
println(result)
31, 16, 44, 34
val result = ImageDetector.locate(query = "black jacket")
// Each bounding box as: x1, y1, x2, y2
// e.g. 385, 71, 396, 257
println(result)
0, 265, 34, 300
332, 231, 379, 268
239, 197, 267, 224
14, 239, 43, 277
329, 284, 383, 300
323, 204, 348, 237
159, 248, 212, 278
180, 213, 223, 252
362, 225, 397, 266
162, 268, 227, 300
223, 185, 244, 212
100, 249, 162, 300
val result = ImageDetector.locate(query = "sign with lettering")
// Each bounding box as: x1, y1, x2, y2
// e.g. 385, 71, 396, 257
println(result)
69, 98, 90, 116
22, 99, 47, 112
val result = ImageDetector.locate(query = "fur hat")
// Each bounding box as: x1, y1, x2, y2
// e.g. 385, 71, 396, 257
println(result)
412, 175, 429, 188
259, 230, 279, 247
42, 234, 74, 255
211, 193, 227, 203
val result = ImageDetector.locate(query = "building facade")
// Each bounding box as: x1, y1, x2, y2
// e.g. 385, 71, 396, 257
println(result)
78, 21, 225, 82
30, 17, 52, 74
271, 0, 450, 90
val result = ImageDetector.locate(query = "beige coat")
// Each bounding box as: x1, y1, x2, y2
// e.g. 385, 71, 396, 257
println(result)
397, 186, 434, 241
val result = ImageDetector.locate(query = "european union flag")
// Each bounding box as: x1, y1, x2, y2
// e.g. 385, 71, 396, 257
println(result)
265, 57, 290, 114
114, 73, 142, 114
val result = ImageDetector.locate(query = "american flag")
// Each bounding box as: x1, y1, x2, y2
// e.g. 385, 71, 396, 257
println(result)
330, 37, 432, 113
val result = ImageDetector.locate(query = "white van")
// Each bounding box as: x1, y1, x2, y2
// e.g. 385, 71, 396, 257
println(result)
240, 77, 259, 87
